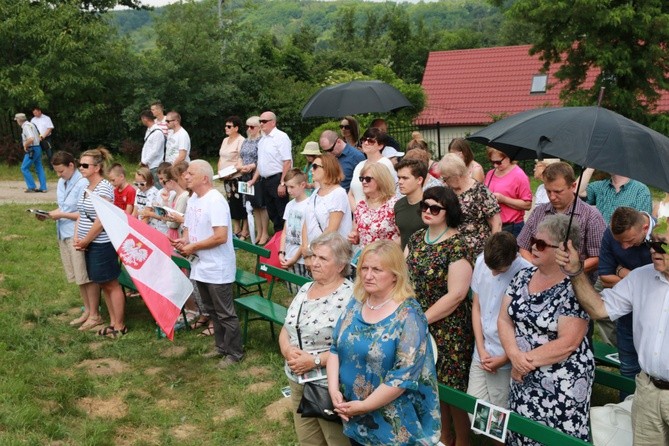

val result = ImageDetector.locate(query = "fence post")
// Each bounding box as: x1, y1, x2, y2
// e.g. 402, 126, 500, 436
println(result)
436, 122, 442, 159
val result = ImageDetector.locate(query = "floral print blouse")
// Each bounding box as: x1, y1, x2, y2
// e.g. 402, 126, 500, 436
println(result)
353, 196, 400, 249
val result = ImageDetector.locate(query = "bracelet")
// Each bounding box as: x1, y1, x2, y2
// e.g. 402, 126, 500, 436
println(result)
560, 260, 584, 278
278, 250, 285, 256
616, 265, 624, 278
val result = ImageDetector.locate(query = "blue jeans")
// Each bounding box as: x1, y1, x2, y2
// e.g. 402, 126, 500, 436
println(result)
616, 312, 640, 399
21, 145, 47, 191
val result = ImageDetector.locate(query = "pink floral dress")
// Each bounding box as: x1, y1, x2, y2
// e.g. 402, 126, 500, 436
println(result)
353, 196, 400, 248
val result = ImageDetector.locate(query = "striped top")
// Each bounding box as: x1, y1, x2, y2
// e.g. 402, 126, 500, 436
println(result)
77, 179, 114, 244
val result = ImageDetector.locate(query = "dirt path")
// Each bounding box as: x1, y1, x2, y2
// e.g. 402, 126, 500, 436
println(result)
0, 181, 58, 205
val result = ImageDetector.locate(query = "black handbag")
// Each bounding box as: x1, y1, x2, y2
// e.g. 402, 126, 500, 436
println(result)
294, 300, 341, 423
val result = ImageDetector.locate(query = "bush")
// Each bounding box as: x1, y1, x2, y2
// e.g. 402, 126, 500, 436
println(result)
119, 138, 143, 163
0, 135, 24, 166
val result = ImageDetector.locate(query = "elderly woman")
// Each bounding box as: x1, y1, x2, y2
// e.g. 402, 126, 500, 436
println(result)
218, 115, 247, 239
348, 163, 400, 250
328, 240, 441, 446
302, 153, 352, 257
484, 148, 532, 237
405, 186, 474, 446
440, 153, 501, 256
279, 232, 354, 446
74, 147, 127, 337
498, 214, 594, 445
42, 151, 100, 329
239, 116, 269, 245
448, 138, 484, 183
348, 128, 398, 210
339, 116, 360, 148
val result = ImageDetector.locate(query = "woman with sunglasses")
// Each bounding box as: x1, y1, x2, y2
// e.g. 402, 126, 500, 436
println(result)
405, 186, 474, 446
484, 148, 532, 237
498, 214, 594, 445
339, 116, 359, 148
218, 115, 248, 240
348, 128, 398, 211
348, 163, 400, 253
302, 153, 352, 263
132, 166, 168, 234
73, 147, 127, 337
238, 116, 270, 245
440, 154, 501, 256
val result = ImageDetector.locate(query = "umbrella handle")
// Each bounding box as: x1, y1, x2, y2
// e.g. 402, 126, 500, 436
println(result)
566, 165, 586, 246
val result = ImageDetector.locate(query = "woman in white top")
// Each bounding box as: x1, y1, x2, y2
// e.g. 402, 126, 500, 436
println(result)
218, 115, 247, 239
302, 153, 352, 263
348, 128, 398, 211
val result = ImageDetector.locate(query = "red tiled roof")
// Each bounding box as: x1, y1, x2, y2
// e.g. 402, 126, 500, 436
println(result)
417, 44, 668, 126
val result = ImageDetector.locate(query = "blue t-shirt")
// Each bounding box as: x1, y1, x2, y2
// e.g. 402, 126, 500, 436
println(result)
598, 227, 653, 276
337, 144, 365, 191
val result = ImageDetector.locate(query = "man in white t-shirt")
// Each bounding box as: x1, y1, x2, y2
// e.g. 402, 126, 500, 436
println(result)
31, 106, 55, 170
165, 111, 191, 165
171, 160, 242, 368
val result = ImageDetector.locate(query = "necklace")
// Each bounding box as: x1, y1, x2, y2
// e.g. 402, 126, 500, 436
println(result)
425, 226, 449, 244
366, 296, 393, 310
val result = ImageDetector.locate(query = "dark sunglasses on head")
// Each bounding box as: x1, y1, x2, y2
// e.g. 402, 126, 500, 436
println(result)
359, 176, 374, 184
134, 182, 147, 187
491, 159, 504, 166
311, 164, 323, 170
361, 137, 377, 145
530, 236, 559, 252
419, 201, 446, 216
78, 162, 96, 169
339, 124, 351, 130
646, 240, 667, 254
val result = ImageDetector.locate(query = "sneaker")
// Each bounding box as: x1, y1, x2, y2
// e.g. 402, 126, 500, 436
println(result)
216, 356, 241, 370
24, 189, 36, 193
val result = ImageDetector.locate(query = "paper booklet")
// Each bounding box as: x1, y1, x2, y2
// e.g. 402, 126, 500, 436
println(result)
213, 166, 238, 181
238, 181, 255, 195
26, 209, 50, 218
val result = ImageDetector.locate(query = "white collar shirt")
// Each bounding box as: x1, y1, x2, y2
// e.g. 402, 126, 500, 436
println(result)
257, 127, 292, 178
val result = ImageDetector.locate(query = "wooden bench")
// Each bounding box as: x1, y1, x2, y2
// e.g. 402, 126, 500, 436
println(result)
233, 238, 271, 300
235, 263, 312, 344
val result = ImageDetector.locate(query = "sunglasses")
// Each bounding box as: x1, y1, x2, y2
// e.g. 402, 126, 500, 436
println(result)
259, 119, 272, 124
225, 124, 234, 129
530, 236, 559, 252
339, 124, 351, 130
165, 119, 176, 123
419, 201, 446, 215
160, 179, 168, 184
491, 159, 505, 166
78, 162, 97, 169
359, 176, 374, 184
361, 137, 378, 145
324, 138, 338, 153
312, 163, 323, 170
646, 240, 667, 254
247, 125, 256, 129
134, 182, 147, 187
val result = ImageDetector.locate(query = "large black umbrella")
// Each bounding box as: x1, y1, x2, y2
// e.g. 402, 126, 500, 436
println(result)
467, 106, 669, 191
301, 80, 412, 118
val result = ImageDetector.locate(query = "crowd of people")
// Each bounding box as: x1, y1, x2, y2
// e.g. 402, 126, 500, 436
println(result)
23, 104, 669, 445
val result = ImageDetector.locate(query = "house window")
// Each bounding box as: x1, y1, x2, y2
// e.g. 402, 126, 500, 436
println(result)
530, 74, 548, 94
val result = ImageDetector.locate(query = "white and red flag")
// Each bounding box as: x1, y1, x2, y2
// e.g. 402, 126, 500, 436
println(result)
88, 191, 193, 340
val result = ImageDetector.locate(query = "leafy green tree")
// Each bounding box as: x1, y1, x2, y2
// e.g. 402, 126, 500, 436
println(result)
493, 0, 669, 124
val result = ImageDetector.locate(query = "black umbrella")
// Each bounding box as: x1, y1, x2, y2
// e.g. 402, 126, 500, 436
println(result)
467, 106, 669, 191
301, 80, 412, 118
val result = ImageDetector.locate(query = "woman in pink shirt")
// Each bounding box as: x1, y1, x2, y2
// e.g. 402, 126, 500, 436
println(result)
484, 148, 532, 237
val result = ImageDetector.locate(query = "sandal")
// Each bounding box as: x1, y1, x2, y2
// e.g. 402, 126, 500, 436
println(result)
190, 318, 209, 330
97, 326, 116, 336
79, 316, 104, 331
98, 326, 129, 339
198, 326, 215, 337
69, 312, 90, 326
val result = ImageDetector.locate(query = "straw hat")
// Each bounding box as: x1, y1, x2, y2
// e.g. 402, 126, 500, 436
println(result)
301, 141, 321, 156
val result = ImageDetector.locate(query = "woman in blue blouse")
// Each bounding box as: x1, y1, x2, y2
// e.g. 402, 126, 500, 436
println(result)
327, 240, 441, 446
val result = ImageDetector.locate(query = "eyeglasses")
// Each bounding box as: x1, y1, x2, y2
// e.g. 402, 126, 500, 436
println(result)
359, 176, 374, 184
134, 182, 147, 187
440, 176, 451, 184
324, 138, 338, 153
646, 240, 667, 254
361, 137, 377, 145
78, 163, 97, 169
419, 201, 446, 216
490, 159, 505, 166
225, 124, 234, 129
339, 124, 351, 130
259, 119, 273, 124
247, 125, 256, 129
165, 119, 176, 123
530, 236, 559, 252
312, 163, 323, 170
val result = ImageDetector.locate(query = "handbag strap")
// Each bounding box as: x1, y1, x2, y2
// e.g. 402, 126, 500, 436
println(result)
312, 195, 324, 233
295, 299, 305, 350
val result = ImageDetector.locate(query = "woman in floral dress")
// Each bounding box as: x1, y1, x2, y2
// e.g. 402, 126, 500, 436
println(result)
405, 186, 474, 446
328, 240, 441, 446
348, 163, 400, 254
439, 153, 501, 256
498, 214, 594, 445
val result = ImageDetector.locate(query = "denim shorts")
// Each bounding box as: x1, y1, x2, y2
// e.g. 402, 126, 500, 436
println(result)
85, 242, 121, 284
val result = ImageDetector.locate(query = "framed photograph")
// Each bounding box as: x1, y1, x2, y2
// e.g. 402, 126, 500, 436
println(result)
471, 399, 510, 443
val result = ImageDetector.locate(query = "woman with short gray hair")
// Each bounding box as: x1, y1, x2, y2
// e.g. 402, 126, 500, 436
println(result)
279, 232, 353, 446
498, 214, 594, 444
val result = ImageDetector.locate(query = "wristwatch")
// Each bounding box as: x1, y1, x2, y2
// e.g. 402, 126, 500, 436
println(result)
314, 355, 321, 367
